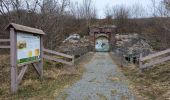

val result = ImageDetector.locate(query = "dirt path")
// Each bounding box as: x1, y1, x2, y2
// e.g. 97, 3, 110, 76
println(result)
57, 52, 135, 100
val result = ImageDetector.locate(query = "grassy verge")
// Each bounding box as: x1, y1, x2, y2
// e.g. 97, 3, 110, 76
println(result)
120, 63, 170, 100
109, 53, 170, 99
0, 52, 94, 99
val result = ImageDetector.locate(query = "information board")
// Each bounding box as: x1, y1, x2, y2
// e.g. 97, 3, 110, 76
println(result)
17, 32, 41, 65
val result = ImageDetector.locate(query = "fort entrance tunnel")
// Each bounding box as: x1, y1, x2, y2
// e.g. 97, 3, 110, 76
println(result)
95, 35, 110, 52
89, 25, 117, 52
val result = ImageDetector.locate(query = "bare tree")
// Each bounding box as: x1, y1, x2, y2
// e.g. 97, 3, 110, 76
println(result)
38, 0, 71, 49
147, 0, 170, 49
0, 0, 96, 49
81, 0, 97, 26
0, 0, 79, 50
103, 5, 114, 25
112, 5, 131, 33
130, 3, 146, 18
104, 5, 113, 18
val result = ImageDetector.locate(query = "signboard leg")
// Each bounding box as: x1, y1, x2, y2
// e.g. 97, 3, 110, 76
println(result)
10, 28, 18, 94
38, 61, 43, 79
11, 66, 18, 94
39, 36, 44, 79
32, 36, 43, 79
17, 65, 28, 84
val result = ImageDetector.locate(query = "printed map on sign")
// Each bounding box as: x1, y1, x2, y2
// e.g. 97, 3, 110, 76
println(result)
17, 32, 41, 65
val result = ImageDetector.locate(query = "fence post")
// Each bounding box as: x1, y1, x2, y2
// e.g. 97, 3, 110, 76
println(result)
39, 36, 44, 79
139, 53, 143, 69
10, 28, 18, 94
72, 55, 75, 65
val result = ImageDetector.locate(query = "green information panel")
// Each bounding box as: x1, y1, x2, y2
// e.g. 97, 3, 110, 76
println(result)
17, 32, 41, 65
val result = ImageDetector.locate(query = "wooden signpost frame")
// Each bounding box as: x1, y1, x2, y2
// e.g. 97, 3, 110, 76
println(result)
0, 23, 74, 94
5, 23, 45, 94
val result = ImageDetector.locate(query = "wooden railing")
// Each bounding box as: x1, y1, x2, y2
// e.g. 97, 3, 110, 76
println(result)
0, 39, 10, 49
139, 48, 170, 69
43, 48, 74, 66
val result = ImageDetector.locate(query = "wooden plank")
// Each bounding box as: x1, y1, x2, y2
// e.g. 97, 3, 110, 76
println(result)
141, 56, 170, 69
141, 48, 170, 61
6, 23, 45, 35
0, 39, 10, 42
72, 56, 75, 65
18, 60, 40, 67
43, 55, 73, 65
43, 48, 74, 59
139, 53, 143, 68
10, 28, 18, 94
39, 36, 44, 79
32, 63, 41, 76
17, 65, 28, 84
0, 46, 10, 48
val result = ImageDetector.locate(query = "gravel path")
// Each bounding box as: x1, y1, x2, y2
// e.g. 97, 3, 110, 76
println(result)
57, 52, 135, 100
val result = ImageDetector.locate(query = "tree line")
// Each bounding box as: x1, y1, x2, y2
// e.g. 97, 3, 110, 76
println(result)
0, 0, 96, 49
103, 0, 170, 50
0, 0, 170, 50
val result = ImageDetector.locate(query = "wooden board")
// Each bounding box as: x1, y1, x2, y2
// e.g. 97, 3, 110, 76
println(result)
10, 28, 18, 93
43, 48, 74, 59
0, 46, 10, 48
43, 55, 73, 65
17, 65, 28, 84
0, 39, 10, 42
141, 56, 170, 69
141, 48, 170, 61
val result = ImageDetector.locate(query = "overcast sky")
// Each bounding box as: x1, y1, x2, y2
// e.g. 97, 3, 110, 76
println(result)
71, 0, 161, 18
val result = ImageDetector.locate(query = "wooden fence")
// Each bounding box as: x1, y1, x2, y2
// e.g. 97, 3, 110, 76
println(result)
43, 48, 74, 66
0, 23, 79, 94
139, 48, 170, 69
0, 39, 75, 66
0, 39, 10, 49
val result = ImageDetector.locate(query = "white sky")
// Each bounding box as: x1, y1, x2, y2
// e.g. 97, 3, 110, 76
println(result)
71, 0, 162, 18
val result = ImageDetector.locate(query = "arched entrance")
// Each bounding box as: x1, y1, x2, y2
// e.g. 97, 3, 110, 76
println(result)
95, 36, 110, 52
90, 25, 117, 52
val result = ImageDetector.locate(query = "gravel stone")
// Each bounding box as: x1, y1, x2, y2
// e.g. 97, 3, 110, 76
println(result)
57, 52, 135, 100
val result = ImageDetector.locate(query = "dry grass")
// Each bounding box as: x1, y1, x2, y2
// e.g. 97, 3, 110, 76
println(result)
120, 62, 170, 100
111, 89, 118, 95
0, 52, 94, 99
96, 93, 107, 100
110, 53, 170, 99
108, 77, 120, 82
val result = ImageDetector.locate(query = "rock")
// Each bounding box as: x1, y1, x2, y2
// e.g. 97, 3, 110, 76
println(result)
114, 33, 153, 63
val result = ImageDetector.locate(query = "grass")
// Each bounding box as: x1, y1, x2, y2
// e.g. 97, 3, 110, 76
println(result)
96, 93, 107, 100
84, 95, 91, 100
111, 89, 118, 96
108, 76, 120, 82
110, 53, 170, 99
0, 52, 94, 99
120, 63, 170, 100
88, 78, 96, 82
58, 93, 69, 100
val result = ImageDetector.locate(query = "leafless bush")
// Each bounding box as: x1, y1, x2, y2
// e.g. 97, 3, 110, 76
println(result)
0, 0, 97, 50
